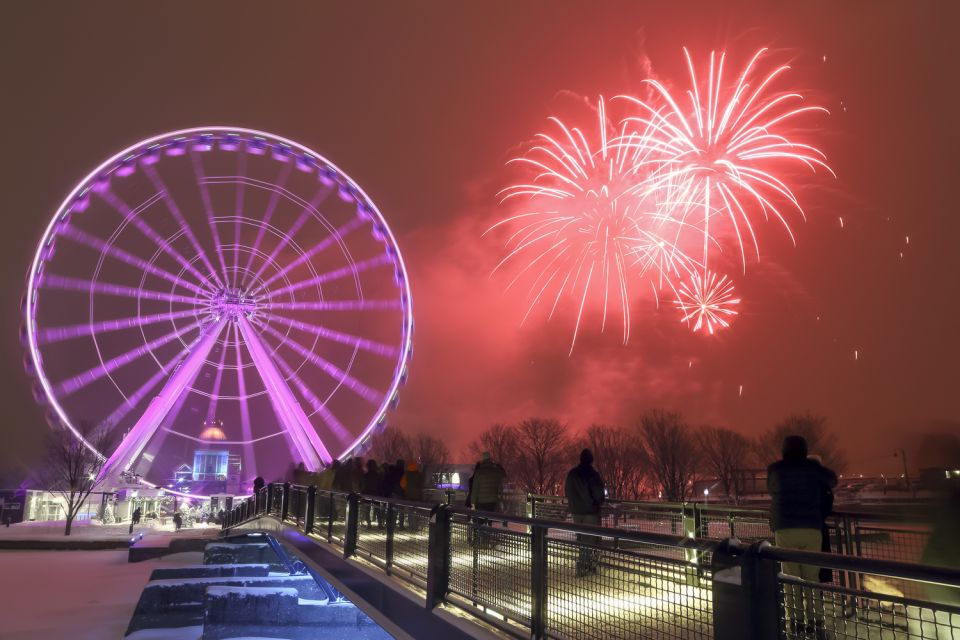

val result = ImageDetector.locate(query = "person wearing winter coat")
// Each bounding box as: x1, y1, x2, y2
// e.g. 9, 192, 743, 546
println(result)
361, 459, 384, 528
767, 435, 837, 637
565, 449, 606, 577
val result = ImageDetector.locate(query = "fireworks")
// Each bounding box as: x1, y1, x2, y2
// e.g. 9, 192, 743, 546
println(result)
675, 271, 740, 335
490, 97, 676, 353
491, 47, 832, 347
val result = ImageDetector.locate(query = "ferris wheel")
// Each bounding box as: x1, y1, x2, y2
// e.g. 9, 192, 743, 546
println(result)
23, 127, 413, 492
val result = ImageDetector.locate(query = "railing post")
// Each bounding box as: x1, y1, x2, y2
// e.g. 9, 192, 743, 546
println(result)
742, 542, 781, 640
530, 523, 548, 639
711, 539, 750, 640
385, 502, 396, 572
425, 505, 451, 609
304, 485, 317, 534
682, 502, 703, 586
343, 493, 359, 558
327, 492, 335, 541
280, 482, 290, 522
266, 484, 274, 515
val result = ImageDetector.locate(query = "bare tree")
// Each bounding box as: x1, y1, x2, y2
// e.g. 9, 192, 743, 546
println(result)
637, 410, 701, 502
43, 421, 112, 536
756, 413, 847, 472
580, 424, 648, 500
697, 425, 754, 504
513, 418, 572, 495
467, 423, 520, 476
412, 433, 450, 471
366, 426, 413, 463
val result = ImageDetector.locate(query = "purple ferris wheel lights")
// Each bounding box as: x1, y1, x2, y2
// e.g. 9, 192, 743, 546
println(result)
97, 318, 227, 483
26, 127, 413, 494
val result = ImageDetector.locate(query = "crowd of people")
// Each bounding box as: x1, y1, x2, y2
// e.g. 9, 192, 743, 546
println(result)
268, 435, 955, 639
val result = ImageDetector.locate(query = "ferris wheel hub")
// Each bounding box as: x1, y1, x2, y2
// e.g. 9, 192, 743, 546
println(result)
208, 287, 259, 321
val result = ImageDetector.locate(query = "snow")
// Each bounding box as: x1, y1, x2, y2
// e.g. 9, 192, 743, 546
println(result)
145, 574, 312, 588
0, 549, 205, 640
124, 626, 202, 640
0, 519, 221, 544
206, 586, 299, 597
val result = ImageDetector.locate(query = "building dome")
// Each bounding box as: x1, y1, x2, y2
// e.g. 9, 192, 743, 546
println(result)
199, 421, 227, 441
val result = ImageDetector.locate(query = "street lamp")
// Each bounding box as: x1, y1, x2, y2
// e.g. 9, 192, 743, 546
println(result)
703, 488, 710, 503
893, 448, 915, 498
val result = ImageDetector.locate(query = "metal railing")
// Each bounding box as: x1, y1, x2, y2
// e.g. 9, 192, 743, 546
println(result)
528, 494, 933, 566
223, 483, 959, 640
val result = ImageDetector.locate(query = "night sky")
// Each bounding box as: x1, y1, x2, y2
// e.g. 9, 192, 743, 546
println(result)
2, 2, 958, 485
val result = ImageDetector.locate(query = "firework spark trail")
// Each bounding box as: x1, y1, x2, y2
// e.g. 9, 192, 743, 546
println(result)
619, 47, 834, 272
492, 48, 832, 347
489, 97, 692, 353
675, 270, 741, 335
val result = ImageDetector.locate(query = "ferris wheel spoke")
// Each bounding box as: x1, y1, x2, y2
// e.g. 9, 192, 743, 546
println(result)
190, 153, 232, 284
133, 371, 199, 477
270, 345, 351, 442
142, 163, 225, 289
241, 164, 293, 280
230, 323, 257, 478
264, 312, 399, 359
54, 319, 205, 398
250, 216, 366, 296
257, 322, 382, 405
264, 253, 394, 300
232, 152, 247, 289
101, 344, 192, 428
96, 317, 227, 482
243, 184, 332, 288
204, 330, 232, 423
59, 225, 209, 297
96, 189, 216, 291
40, 274, 208, 306
265, 299, 403, 313
236, 315, 331, 468
37, 308, 199, 346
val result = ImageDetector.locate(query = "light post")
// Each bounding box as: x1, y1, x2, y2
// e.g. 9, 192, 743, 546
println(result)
894, 448, 915, 498
703, 488, 710, 504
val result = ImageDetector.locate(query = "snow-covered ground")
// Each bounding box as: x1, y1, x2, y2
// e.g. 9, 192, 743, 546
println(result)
0, 549, 205, 640
0, 519, 221, 544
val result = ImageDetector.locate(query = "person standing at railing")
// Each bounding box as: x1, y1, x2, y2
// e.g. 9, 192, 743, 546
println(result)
565, 448, 606, 578
401, 462, 425, 532
314, 462, 336, 520
468, 452, 506, 549
767, 435, 837, 639
332, 459, 351, 492
362, 459, 385, 529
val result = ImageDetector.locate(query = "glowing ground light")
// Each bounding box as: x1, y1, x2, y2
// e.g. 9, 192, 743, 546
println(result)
675, 271, 740, 335
23, 127, 413, 493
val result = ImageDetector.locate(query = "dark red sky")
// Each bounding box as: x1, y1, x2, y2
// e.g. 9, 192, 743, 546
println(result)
2, 2, 958, 483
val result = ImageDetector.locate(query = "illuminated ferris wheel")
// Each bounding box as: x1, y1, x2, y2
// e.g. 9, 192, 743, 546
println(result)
23, 127, 413, 491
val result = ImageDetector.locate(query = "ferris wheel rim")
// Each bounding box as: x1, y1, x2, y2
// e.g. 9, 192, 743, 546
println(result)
24, 125, 414, 473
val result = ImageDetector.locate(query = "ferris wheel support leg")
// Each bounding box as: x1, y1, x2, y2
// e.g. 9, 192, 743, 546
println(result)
96, 318, 228, 484
236, 316, 332, 469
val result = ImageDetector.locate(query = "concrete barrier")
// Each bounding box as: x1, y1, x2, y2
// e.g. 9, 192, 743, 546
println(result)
203, 586, 299, 625
148, 564, 270, 581
203, 541, 277, 565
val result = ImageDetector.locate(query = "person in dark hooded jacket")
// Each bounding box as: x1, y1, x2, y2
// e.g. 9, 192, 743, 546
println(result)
565, 449, 606, 577
767, 435, 837, 636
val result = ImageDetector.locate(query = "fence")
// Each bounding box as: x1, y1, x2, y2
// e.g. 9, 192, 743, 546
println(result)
224, 484, 960, 640
527, 494, 933, 566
